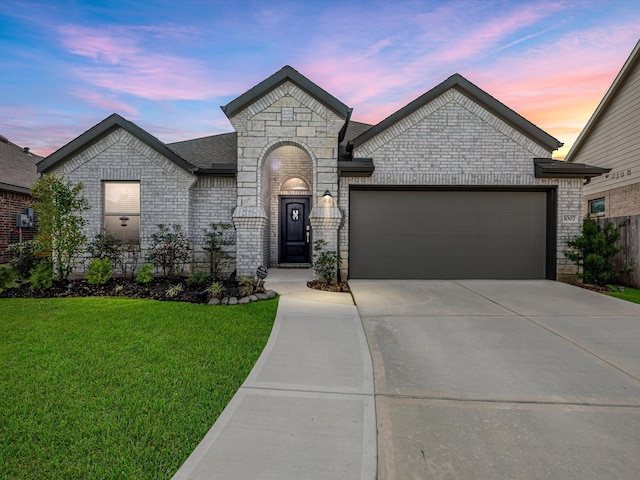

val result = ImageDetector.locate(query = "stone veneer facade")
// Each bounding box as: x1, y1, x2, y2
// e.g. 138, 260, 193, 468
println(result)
226, 81, 344, 275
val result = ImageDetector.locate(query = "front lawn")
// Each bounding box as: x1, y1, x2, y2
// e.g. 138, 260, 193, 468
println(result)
0, 297, 277, 479
606, 285, 640, 305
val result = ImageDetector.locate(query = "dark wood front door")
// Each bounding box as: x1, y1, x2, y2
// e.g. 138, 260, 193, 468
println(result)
279, 197, 310, 264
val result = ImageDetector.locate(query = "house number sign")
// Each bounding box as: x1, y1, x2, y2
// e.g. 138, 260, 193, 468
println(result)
291, 209, 300, 221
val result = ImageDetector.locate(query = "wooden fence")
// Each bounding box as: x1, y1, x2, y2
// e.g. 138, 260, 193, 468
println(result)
598, 215, 640, 288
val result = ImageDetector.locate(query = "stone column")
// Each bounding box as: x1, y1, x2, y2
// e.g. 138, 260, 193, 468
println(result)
232, 206, 267, 277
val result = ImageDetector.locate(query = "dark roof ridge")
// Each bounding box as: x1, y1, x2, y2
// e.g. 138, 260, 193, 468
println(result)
38, 113, 196, 174
351, 73, 562, 152
221, 65, 351, 119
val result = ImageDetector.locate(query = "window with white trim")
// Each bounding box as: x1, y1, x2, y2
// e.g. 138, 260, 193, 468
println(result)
104, 182, 140, 243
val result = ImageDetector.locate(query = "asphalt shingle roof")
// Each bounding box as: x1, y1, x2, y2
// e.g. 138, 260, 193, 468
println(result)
0, 136, 41, 193
167, 132, 238, 168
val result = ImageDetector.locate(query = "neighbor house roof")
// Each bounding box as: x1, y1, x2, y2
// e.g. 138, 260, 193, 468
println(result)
38, 113, 197, 174
350, 73, 563, 153
565, 39, 640, 162
221, 65, 352, 119
0, 134, 41, 194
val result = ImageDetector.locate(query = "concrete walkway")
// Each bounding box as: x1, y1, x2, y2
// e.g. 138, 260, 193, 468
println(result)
172, 269, 376, 480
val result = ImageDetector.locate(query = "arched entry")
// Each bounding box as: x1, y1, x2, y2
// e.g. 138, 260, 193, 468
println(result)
261, 145, 313, 266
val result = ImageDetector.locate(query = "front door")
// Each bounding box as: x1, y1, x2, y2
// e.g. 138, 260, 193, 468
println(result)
279, 197, 310, 264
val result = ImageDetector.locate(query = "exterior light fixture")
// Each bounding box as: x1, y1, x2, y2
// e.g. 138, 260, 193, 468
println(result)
119, 216, 129, 227
323, 190, 332, 198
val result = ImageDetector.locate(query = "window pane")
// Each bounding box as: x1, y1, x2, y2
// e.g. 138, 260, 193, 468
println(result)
104, 215, 140, 243
589, 198, 605, 214
105, 183, 140, 214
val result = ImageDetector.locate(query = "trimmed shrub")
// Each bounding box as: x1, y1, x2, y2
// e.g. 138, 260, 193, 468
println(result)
86, 258, 113, 285
30, 261, 53, 291
136, 264, 154, 284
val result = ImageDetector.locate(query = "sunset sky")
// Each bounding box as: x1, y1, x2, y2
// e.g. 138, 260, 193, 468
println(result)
1, 1, 638, 159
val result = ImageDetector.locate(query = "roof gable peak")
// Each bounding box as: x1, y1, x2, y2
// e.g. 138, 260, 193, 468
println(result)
221, 65, 351, 119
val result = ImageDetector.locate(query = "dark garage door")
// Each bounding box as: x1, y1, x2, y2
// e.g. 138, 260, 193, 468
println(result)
349, 190, 551, 279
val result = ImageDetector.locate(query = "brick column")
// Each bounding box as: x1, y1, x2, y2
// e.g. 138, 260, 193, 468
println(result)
232, 206, 267, 276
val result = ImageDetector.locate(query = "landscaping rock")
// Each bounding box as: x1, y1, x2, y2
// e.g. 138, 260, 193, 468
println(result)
249, 294, 258, 302
229, 297, 238, 305
256, 293, 269, 300
266, 290, 277, 299
221, 297, 229, 305
208, 297, 221, 305
238, 297, 250, 304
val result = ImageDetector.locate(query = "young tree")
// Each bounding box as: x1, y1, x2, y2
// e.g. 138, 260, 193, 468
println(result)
565, 216, 625, 286
31, 174, 90, 281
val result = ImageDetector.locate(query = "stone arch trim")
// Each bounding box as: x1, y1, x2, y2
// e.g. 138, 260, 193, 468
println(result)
279, 174, 312, 195
257, 138, 317, 210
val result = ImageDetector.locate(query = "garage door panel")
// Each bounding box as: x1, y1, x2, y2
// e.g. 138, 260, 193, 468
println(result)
349, 190, 549, 279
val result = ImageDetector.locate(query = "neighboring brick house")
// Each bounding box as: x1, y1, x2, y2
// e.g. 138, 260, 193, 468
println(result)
0, 136, 40, 264
566, 39, 640, 217
38, 67, 607, 280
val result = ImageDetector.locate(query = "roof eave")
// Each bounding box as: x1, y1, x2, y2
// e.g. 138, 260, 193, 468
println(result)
351, 74, 562, 152
195, 164, 237, 177
0, 182, 32, 194
338, 159, 375, 177
533, 158, 610, 179
37, 114, 196, 175
221, 65, 351, 119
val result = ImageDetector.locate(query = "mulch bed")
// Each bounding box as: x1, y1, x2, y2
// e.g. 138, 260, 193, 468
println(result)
307, 281, 351, 293
567, 282, 613, 294
0, 278, 251, 304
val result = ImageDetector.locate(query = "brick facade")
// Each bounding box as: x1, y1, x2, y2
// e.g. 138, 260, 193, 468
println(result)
0, 190, 36, 264
341, 89, 582, 280
584, 182, 640, 218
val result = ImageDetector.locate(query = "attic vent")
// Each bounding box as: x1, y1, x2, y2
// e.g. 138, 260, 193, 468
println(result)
0, 134, 8, 143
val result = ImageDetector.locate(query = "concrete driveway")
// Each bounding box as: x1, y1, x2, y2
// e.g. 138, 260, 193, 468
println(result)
349, 280, 640, 480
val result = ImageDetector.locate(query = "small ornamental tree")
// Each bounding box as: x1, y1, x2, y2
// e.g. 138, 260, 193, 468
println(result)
565, 216, 626, 286
146, 224, 190, 278
31, 174, 90, 281
203, 223, 234, 279
312, 239, 342, 284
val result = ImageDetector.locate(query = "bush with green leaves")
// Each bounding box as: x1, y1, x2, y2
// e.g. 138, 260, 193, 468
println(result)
187, 270, 213, 288
165, 283, 184, 298
136, 264, 154, 284
7, 240, 40, 279
238, 276, 255, 297
565, 216, 626, 286
146, 224, 190, 278
31, 174, 90, 281
202, 223, 234, 279
0, 265, 15, 292
29, 261, 53, 291
312, 239, 342, 284
86, 232, 121, 264
86, 258, 113, 285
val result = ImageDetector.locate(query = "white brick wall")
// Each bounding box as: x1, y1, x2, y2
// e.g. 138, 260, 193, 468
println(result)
340, 89, 582, 279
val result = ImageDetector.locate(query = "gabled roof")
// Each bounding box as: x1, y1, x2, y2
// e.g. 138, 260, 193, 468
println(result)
221, 65, 352, 119
38, 113, 196, 174
0, 135, 41, 193
350, 73, 562, 152
566, 39, 640, 162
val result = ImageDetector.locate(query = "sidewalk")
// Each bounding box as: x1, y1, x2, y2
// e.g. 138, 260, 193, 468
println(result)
172, 268, 376, 480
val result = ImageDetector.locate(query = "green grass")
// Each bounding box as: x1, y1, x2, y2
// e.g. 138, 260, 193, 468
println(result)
0, 297, 277, 479
606, 284, 640, 304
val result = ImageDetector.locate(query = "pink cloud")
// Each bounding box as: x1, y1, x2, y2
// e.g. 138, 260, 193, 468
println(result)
73, 90, 138, 116
57, 24, 236, 101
